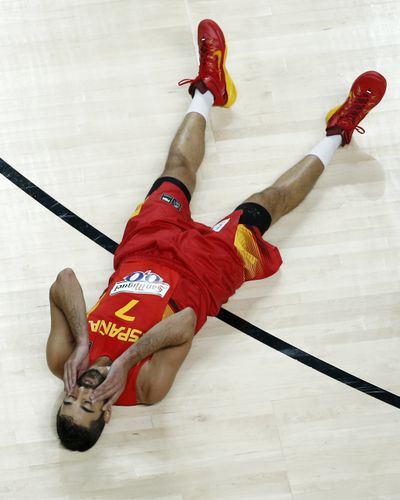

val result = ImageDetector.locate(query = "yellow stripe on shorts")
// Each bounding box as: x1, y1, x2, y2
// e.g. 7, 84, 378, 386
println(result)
129, 202, 143, 220
234, 224, 264, 280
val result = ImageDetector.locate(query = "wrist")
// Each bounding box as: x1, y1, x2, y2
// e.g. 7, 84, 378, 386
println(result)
75, 337, 89, 347
119, 346, 140, 370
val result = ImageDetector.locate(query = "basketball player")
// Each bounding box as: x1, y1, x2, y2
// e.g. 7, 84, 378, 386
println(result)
46, 19, 387, 451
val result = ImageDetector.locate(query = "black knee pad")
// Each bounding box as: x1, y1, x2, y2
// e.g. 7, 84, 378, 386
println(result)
235, 202, 272, 235
147, 176, 191, 203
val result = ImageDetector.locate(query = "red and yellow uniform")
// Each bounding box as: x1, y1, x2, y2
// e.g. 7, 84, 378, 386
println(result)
87, 259, 181, 405
87, 179, 282, 405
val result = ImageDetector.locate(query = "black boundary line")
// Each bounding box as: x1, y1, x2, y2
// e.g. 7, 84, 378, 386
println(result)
1, 157, 399, 410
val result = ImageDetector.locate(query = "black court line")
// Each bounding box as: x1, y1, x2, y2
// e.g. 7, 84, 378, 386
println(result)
0, 159, 118, 254
1, 156, 399, 410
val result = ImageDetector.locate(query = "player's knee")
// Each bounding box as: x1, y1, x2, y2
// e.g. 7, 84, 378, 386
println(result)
165, 148, 192, 172
256, 186, 289, 222
268, 186, 289, 212
162, 162, 196, 194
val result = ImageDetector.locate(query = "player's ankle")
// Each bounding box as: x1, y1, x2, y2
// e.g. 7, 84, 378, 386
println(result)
186, 89, 214, 121
308, 135, 342, 168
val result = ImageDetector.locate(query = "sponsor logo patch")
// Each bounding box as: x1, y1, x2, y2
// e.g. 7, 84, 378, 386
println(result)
110, 270, 170, 298
161, 193, 181, 211
212, 218, 230, 232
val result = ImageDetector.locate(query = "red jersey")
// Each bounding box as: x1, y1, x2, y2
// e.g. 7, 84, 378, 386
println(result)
87, 180, 282, 406
87, 259, 181, 405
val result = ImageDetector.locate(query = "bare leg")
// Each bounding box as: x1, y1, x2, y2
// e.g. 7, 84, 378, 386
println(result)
243, 155, 324, 225
160, 113, 206, 196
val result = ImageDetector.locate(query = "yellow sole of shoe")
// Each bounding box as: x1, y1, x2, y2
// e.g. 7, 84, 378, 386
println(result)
325, 91, 352, 123
325, 103, 342, 123
223, 43, 237, 108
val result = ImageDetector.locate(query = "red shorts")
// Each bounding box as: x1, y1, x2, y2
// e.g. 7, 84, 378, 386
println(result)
114, 178, 282, 323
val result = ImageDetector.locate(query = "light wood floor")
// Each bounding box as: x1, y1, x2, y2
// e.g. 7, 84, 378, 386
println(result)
1, 1, 400, 499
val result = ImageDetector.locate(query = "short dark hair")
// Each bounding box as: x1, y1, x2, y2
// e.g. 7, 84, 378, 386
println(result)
56, 407, 105, 452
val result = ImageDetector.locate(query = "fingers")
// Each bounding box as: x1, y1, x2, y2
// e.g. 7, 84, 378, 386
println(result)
78, 358, 89, 377
90, 362, 127, 407
69, 366, 76, 392
63, 365, 70, 394
91, 379, 119, 403
63, 371, 69, 394
63, 362, 76, 394
102, 392, 121, 412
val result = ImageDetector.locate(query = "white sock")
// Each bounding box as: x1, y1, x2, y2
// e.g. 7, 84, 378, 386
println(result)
308, 135, 342, 168
186, 89, 214, 121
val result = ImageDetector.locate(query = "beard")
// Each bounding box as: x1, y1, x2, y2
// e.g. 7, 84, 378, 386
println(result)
77, 368, 106, 389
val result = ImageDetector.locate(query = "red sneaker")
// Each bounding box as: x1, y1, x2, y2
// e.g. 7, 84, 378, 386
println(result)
325, 71, 386, 145
179, 19, 237, 108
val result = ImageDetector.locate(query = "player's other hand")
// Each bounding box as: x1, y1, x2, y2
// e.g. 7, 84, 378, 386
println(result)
63, 343, 89, 394
90, 358, 129, 410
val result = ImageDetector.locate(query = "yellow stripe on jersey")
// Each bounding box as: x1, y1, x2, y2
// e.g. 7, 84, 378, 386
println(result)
234, 224, 264, 280
162, 303, 175, 320
87, 291, 107, 317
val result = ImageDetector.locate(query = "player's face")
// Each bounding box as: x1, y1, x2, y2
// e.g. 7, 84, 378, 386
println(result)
59, 367, 111, 427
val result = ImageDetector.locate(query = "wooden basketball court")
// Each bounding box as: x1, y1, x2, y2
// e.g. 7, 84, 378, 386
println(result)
1, 1, 399, 498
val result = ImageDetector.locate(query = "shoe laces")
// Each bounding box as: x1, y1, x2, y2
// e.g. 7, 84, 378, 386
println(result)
178, 37, 219, 87
178, 78, 193, 86
199, 37, 219, 73
339, 90, 374, 134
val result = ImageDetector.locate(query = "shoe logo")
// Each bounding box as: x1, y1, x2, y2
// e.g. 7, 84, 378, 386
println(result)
214, 50, 223, 70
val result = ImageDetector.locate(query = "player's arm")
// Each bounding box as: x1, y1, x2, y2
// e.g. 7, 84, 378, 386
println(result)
91, 307, 196, 407
46, 268, 90, 391
135, 308, 196, 405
